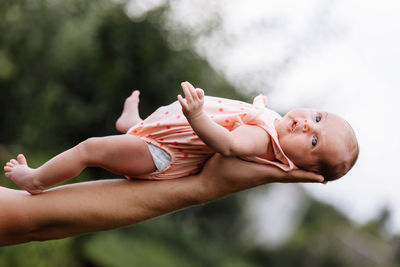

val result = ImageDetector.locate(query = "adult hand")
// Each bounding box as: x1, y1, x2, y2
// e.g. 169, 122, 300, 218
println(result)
196, 154, 324, 201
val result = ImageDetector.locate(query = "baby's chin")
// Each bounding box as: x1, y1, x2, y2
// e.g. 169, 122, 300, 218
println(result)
274, 118, 287, 138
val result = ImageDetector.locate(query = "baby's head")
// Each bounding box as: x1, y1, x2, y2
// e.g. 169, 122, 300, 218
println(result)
275, 108, 359, 182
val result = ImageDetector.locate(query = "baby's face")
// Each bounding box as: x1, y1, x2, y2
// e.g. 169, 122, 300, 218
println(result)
275, 108, 354, 172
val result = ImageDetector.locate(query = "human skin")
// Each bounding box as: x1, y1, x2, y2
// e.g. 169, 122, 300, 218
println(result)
178, 81, 273, 158
5, 82, 275, 194
3, 134, 158, 194
4, 82, 272, 194
0, 153, 323, 246
5, 82, 354, 194
179, 81, 357, 174
275, 108, 357, 173
1, 84, 325, 246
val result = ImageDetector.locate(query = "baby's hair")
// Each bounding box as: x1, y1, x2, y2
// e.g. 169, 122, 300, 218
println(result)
320, 121, 359, 182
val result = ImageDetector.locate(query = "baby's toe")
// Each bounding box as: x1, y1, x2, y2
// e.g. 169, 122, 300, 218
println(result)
10, 159, 18, 165
17, 154, 27, 164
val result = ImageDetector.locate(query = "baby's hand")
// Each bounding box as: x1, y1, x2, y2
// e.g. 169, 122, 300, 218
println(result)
177, 81, 205, 119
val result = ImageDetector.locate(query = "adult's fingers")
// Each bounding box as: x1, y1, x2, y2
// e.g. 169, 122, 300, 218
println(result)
279, 169, 324, 183
223, 158, 324, 185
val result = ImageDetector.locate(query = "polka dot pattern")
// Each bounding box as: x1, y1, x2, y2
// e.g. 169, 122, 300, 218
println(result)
126, 95, 294, 180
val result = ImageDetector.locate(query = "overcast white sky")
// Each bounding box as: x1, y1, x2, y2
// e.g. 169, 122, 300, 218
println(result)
126, 0, 400, 239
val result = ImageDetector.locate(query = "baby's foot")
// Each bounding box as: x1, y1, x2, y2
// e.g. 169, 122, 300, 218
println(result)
115, 90, 143, 133
4, 154, 44, 195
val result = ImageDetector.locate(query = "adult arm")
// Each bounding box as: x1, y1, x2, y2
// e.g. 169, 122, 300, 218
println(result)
0, 154, 323, 246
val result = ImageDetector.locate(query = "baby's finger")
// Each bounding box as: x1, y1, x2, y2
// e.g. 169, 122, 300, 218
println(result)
186, 82, 199, 102
177, 94, 188, 109
181, 82, 193, 103
196, 88, 204, 100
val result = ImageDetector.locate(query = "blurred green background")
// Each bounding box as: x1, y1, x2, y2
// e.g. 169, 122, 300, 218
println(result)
0, 0, 399, 266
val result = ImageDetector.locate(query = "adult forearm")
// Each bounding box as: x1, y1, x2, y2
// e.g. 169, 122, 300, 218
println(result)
0, 177, 209, 246
0, 154, 322, 246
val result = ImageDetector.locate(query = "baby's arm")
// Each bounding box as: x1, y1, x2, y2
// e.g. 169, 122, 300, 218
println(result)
178, 82, 270, 157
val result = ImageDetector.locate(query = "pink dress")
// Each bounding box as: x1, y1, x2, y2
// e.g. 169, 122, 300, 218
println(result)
127, 95, 296, 179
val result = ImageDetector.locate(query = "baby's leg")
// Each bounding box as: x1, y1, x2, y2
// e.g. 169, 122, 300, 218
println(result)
4, 155, 43, 195
79, 135, 156, 178
4, 148, 88, 195
116, 90, 143, 133
4, 135, 156, 194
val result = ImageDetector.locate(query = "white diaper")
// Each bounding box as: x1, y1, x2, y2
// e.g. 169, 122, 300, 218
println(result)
146, 143, 171, 171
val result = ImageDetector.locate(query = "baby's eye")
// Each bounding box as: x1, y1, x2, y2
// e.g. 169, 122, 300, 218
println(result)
316, 115, 321, 122
312, 136, 318, 147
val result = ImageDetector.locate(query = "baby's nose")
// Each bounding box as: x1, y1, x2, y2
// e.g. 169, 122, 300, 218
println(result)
302, 120, 310, 132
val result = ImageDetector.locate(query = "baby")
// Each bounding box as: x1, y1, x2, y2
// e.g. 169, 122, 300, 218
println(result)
4, 82, 359, 194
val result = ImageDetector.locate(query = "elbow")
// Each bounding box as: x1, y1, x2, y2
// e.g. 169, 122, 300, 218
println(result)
211, 138, 239, 157
219, 150, 232, 157
218, 147, 236, 157
221, 139, 241, 157
217, 141, 240, 157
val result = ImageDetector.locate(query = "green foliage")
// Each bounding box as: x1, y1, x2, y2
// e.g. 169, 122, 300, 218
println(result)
81, 215, 257, 267
0, 238, 77, 267
0, 0, 241, 151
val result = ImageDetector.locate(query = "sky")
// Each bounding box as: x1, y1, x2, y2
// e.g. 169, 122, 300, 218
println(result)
125, 0, 400, 240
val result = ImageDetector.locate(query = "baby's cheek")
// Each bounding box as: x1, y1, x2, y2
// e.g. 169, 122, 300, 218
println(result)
289, 156, 303, 168
282, 144, 306, 166
280, 139, 296, 158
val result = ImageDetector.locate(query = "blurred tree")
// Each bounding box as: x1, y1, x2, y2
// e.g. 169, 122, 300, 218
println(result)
0, 0, 248, 265
0, 0, 242, 151
248, 200, 398, 267
0, 238, 77, 266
